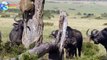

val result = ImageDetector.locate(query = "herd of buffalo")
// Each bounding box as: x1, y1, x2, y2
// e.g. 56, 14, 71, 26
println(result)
0, 18, 107, 59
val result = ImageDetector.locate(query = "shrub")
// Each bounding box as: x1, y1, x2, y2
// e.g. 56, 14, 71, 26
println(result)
0, 41, 26, 57
82, 42, 99, 57
21, 52, 38, 60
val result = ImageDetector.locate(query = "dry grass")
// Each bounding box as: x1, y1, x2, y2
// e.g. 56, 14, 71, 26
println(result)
0, 18, 14, 43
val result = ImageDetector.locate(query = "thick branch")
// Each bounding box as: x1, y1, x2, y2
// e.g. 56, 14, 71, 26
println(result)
8, 42, 56, 60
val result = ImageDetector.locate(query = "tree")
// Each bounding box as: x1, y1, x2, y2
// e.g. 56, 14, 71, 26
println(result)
5, 0, 68, 60
22, 0, 45, 48
9, 11, 68, 60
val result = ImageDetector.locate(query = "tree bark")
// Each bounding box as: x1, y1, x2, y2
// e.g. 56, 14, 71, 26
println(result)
22, 0, 45, 48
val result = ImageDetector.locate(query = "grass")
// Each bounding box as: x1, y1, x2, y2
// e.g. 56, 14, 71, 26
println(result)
0, 14, 107, 59
0, 1, 107, 59
44, 16, 107, 60
0, 18, 14, 43
44, 2, 107, 15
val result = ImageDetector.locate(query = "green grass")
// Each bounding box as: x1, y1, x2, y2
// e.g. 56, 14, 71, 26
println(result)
0, 14, 107, 59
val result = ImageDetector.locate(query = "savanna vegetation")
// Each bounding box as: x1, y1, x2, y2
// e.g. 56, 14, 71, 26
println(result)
0, 1, 107, 60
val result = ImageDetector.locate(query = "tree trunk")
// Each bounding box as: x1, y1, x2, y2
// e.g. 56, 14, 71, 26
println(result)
59, 11, 68, 53
56, 11, 68, 53
7, 0, 68, 59
22, 0, 45, 48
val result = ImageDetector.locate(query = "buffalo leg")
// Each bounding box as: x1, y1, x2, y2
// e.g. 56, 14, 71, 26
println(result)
75, 48, 77, 57
78, 46, 82, 57
66, 49, 70, 58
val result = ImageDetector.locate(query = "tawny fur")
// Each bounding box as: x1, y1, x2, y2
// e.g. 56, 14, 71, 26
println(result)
19, 0, 34, 13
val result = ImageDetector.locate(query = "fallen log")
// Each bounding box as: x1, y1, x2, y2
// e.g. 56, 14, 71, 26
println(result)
7, 42, 63, 60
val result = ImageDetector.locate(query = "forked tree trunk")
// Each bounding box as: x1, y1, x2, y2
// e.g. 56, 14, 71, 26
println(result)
22, 0, 45, 48
6, 0, 68, 59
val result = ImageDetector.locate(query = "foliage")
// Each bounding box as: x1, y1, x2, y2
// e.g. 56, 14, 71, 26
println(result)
0, 41, 26, 58
82, 42, 99, 57
73, 42, 100, 60
20, 52, 38, 60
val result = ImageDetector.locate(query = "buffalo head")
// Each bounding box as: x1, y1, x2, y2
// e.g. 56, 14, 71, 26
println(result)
86, 29, 102, 44
49, 30, 58, 38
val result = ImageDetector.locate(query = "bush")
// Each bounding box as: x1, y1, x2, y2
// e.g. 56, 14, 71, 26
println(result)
21, 52, 38, 60
82, 42, 99, 57
0, 41, 26, 57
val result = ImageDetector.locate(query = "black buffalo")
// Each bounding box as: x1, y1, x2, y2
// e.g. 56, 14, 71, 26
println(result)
49, 43, 64, 60
49, 26, 83, 58
86, 28, 107, 52
9, 18, 24, 45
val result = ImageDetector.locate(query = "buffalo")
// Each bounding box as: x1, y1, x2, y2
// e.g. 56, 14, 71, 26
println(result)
86, 28, 107, 52
49, 26, 83, 58
9, 17, 24, 45
49, 43, 64, 60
